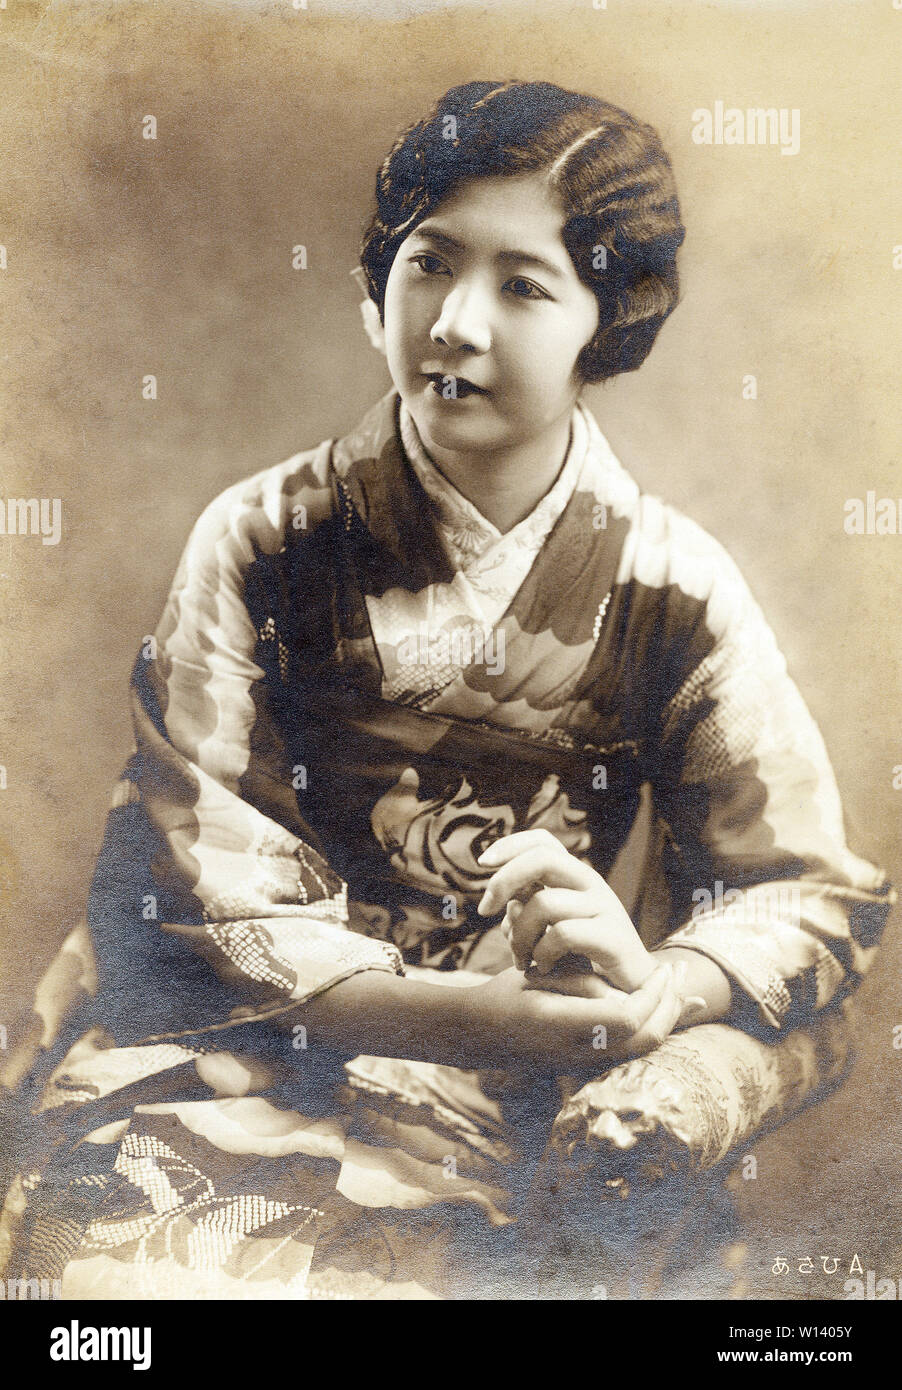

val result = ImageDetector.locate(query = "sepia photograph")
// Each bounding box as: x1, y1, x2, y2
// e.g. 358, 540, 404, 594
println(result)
0, 0, 899, 1340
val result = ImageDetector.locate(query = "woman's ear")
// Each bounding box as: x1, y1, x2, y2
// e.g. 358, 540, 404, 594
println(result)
350, 267, 387, 356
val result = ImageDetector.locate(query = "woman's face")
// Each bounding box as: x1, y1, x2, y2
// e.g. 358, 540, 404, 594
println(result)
383, 172, 600, 462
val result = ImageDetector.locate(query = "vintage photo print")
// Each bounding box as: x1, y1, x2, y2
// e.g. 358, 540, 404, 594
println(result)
0, 0, 899, 1335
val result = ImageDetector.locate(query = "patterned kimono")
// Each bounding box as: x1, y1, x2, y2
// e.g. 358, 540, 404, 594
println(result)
0, 389, 892, 1299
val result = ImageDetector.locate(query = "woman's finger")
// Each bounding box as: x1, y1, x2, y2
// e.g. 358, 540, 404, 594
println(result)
527, 966, 672, 1070
524, 966, 612, 999
477, 844, 597, 916
530, 913, 636, 976
476, 828, 569, 867
508, 890, 592, 969
551, 964, 670, 1051
619, 964, 675, 1037
627, 977, 683, 1055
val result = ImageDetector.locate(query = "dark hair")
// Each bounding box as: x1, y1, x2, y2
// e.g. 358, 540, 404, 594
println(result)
360, 79, 685, 383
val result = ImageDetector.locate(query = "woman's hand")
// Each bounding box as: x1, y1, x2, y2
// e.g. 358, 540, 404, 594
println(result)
476, 827, 657, 993
467, 960, 685, 1071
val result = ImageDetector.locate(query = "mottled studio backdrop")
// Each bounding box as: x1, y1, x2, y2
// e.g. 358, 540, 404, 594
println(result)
0, 0, 899, 1294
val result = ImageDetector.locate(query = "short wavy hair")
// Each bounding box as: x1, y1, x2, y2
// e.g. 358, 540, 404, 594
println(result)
360, 79, 685, 384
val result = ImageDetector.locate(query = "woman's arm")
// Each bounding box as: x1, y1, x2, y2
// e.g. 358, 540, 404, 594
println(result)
290, 958, 684, 1071
476, 505, 893, 1038
646, 944, 733, 1024
108, 450, 411, 1041
646, 508, 894, 1030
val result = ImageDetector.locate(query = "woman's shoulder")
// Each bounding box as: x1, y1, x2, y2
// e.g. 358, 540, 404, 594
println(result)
178, 434, 340, 579
621, 488, 754, 622
581, 406, 753, 618
183, 391, 400, 570
604, 486, 777, 698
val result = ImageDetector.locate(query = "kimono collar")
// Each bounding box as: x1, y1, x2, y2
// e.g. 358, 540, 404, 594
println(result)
328, 389, 640, 591
398, 399, 590, 574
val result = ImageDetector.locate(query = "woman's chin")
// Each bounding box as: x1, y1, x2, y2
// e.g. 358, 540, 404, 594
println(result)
406, 393, 507, 457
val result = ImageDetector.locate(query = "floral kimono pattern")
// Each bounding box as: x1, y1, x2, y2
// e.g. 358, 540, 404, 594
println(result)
0, 389, 893, 1299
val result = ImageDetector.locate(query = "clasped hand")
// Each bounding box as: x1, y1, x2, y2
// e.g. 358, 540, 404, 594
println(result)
474, 827, 705, 1061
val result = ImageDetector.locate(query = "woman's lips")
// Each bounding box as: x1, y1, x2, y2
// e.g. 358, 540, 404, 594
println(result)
423, 372, 489, 398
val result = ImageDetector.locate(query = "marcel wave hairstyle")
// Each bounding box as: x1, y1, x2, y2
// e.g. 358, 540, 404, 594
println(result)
359, 79, 686, 384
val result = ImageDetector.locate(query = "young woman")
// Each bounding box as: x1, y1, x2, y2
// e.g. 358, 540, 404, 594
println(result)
1, 79, 892, 1299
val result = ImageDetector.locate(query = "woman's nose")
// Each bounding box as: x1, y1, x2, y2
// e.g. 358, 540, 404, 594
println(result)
430, 284, 492, 354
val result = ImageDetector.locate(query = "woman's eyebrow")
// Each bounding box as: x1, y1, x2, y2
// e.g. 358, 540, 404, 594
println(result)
412, 225, 566, 280
495, 248, 565, 279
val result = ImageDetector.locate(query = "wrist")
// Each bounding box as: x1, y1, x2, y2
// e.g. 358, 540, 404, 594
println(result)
617, 943, 658, 991
652, 945, 732, 1025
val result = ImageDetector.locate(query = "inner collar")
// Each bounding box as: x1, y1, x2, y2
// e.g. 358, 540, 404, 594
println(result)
398, 400, 589, 565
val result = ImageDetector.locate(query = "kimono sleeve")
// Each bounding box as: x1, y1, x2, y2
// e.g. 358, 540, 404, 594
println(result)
642, 511, 894, 1031
109, 453, 403, 1036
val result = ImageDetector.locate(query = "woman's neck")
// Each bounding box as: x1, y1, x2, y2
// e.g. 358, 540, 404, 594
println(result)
424, 413, 574, 534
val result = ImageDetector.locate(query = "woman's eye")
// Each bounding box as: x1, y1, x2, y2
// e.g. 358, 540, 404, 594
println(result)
507, 277, 548, 301
410, 253, 449, 276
